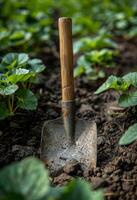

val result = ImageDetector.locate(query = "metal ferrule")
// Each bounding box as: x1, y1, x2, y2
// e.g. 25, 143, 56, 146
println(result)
62, 100, 75, 144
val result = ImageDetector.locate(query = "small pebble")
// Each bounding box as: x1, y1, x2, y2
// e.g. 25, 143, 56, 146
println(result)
97, 172, 102, 177
63, 159, 81, 175
97, 136, 105, 146
122, 182, 130, 191
90, 177, 106, 189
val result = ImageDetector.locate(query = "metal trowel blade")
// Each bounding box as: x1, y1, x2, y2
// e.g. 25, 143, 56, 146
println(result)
41, 117, 97, 174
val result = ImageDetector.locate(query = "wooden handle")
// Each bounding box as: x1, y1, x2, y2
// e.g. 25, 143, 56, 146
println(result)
59, 17, 74, 101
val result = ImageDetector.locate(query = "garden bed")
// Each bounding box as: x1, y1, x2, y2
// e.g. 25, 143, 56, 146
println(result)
0, 39, 137, 200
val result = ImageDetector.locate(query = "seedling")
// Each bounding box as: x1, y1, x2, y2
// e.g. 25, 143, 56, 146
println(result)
74, 49, 118, 80
0, 53, 45, 119
74, 35, 117, 54
95, 72, 137, 145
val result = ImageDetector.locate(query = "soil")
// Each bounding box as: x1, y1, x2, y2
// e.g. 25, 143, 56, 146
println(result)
0, 39, 137, 200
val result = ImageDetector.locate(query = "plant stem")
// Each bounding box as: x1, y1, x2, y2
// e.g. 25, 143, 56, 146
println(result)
11, 94, 14, 110
27, 82, 32, 89
13, 106, 18, 113
8, 96, 13, 114
22, 83, 26, 89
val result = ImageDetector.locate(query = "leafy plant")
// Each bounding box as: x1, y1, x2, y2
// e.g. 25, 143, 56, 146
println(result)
0, 53, 45, 119
95, 72, 137, 106
0, 157, 105, 200
73, 35, 117, 54
74, 49, 117, 80
95, 72, 137, 145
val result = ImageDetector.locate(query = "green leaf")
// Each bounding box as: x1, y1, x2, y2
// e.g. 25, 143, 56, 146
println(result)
2, 53, 18, 67
0, 103, 10, 120
123, 72, 137, 87
0, 84, 18, 96
95, 75, 118, 94
0, 29, 9, 40
28, 59, 43, 65
128, 27, 137, 38
2, 53, 29, 67
86, 49, 116, 66
17, 53, 29, 66
9, 31, 26, 41
95, 75, 130, 94
59, 179, 104, 200
74, 66, 85, 77
8, 68, 34, 84
119, 123, 137, 145
88, 70, 105, 81
16, 89, 37, 110
75, 55, 92, 77
9, 31, 31, 46
73, 36, 117, 54
28, 59, 45, 73
119, 91, 137, 107
0, 157, 49, 200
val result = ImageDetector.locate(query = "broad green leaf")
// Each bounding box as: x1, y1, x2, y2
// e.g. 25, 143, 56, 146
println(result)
88, 70, 105, 81
8, 68, 34, 84
0, 84, 18, 96
75, 55, 92, 77
0, 103, 10, 120
119, 123, 137, 145
119, 91, 137, 107
12, 68, 29, 75
18, 54, 29, 66
116, 20, 127, 29
30, 65, 45, 73
73, 40, 84, 54
74, 66, 85, 77
0, 29, 9, 40
28, 59, 45, 73
9, 31, 26, 41
0, 74, 7, 83
123, 72, 137, 87
73, 36, 117, 54
77, 55, 89, 68
59, 179, 104, 200
2, 53, 18, 66
16, 89, 37, 110
95, 75, 118, 94
28, 59, 42, 65
128, 27, 137, 38
2, 53, 29, 67
0, 61, 17, 72
86, 49, 116, 66
95, 75, 130, 94
0, 157, 49, 200
9, 31, 31, 46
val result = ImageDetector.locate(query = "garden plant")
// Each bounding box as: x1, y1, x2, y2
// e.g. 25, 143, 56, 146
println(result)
0, 53, 45, 119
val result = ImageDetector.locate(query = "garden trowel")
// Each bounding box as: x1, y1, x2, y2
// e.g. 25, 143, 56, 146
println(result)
41, 17, 97, 174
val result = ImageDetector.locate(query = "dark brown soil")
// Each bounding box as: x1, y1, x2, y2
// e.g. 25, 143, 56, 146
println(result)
0, 39, 137, 200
